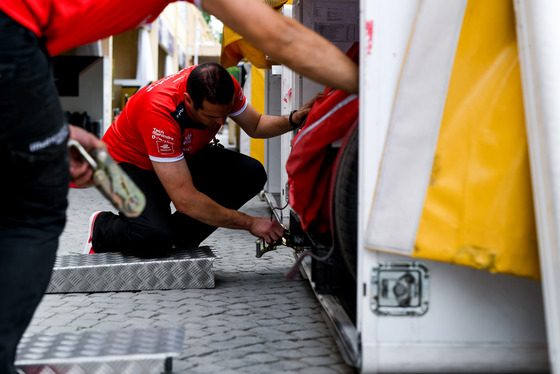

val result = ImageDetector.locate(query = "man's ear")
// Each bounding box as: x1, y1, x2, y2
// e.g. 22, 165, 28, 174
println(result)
184, 92, 193, 108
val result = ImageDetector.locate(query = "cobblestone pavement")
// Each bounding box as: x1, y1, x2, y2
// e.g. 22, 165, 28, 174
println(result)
25, 187, 356, 373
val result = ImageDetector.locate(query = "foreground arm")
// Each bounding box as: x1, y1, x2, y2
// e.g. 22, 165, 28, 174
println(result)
153, 160, 284, 243
202, 0, 359, 94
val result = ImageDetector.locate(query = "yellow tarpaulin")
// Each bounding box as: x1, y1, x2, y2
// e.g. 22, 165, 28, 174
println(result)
414, 0, 540, 279
250, 66, 265, 164
220, 0, 290, 69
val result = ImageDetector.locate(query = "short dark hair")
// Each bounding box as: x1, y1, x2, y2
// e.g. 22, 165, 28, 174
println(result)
186, 62, 235, 110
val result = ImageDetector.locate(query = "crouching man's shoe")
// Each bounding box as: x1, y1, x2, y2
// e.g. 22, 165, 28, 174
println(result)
83, 211, 102, 254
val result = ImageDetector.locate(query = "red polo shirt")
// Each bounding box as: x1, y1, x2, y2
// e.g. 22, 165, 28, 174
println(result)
102, 66, 247, 170
0, 0, 197, 55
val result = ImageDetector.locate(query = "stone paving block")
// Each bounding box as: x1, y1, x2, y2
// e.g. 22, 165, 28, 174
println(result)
274, 349, 311, 360
220, 358, 253, 370
268, 360, 309, 371
286, 317, 322, 327
243, 352, 279, 364
292, 328, 330, 340
299, 367, 348, 374
183, 339, 219, 353
230, 344, 265, 355
242, 363, 288, 374
247, 327, 294, 342
302, 355, 342, 366
330, 363, 358, 373
192, 365, 240, 374
264, 339, 305, 350
186, 355, 225, 368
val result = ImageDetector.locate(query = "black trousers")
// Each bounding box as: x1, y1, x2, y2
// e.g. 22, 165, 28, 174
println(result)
0, 11, 69, 374
93, 145, 267, 257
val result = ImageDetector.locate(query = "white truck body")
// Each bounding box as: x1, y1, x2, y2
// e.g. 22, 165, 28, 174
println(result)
262, 1, 560, 372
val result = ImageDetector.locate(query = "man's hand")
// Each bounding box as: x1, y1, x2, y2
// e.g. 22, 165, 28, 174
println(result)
68, 125, 105, 187
248, 217, 285, 244
291, 92, 323, 127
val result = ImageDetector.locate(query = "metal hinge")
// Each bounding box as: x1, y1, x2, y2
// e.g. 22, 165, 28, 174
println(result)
370, 262, 430, 316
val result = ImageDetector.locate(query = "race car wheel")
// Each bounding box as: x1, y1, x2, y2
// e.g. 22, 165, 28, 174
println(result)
332, 122, 358, 280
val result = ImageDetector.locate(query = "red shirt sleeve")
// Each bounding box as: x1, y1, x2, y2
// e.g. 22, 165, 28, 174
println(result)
229, 77, 247, 116
139, 110, 185, 164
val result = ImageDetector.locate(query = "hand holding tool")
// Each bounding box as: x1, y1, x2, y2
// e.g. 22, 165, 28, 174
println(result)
68, 139, 146, 217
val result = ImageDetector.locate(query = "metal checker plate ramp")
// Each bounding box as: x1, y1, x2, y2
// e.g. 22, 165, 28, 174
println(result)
46, 246, 220, 293
16, 326, 184, 374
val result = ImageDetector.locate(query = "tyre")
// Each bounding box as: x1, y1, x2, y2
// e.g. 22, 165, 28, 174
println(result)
332, 122, 358, 280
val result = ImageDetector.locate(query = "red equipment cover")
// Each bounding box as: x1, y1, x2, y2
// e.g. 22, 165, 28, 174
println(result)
286, 43, 359, 233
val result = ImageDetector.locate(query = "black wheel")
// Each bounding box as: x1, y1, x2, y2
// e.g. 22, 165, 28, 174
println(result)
332, 123, 358, 280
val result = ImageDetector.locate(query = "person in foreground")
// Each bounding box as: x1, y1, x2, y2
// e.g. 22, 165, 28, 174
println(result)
84, 62, 319, 256
0, 0, 357, 371
0, 8, 105, 374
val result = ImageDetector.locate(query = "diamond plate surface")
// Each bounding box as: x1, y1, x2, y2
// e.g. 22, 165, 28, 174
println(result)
16, 326, 184, 374
46, 247, 220, 293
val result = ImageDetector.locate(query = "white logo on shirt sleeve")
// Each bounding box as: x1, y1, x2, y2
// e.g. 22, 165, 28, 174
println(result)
152, 128, 175, 141
157, 141, 174, 154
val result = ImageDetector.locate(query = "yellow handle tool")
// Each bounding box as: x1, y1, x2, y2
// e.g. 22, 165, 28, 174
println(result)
68, 140, 146, 217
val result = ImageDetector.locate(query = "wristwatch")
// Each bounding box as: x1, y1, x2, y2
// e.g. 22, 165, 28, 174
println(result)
289, 110, 301, 128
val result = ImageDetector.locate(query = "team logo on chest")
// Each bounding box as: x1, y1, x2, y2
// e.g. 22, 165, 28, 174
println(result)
183, 132, 193, 153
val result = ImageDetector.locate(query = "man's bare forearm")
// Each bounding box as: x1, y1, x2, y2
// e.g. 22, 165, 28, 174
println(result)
176, 190, 253, 231
203, 0, 359, 94
234, 92, 321, 138
174, 190, 284, 242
